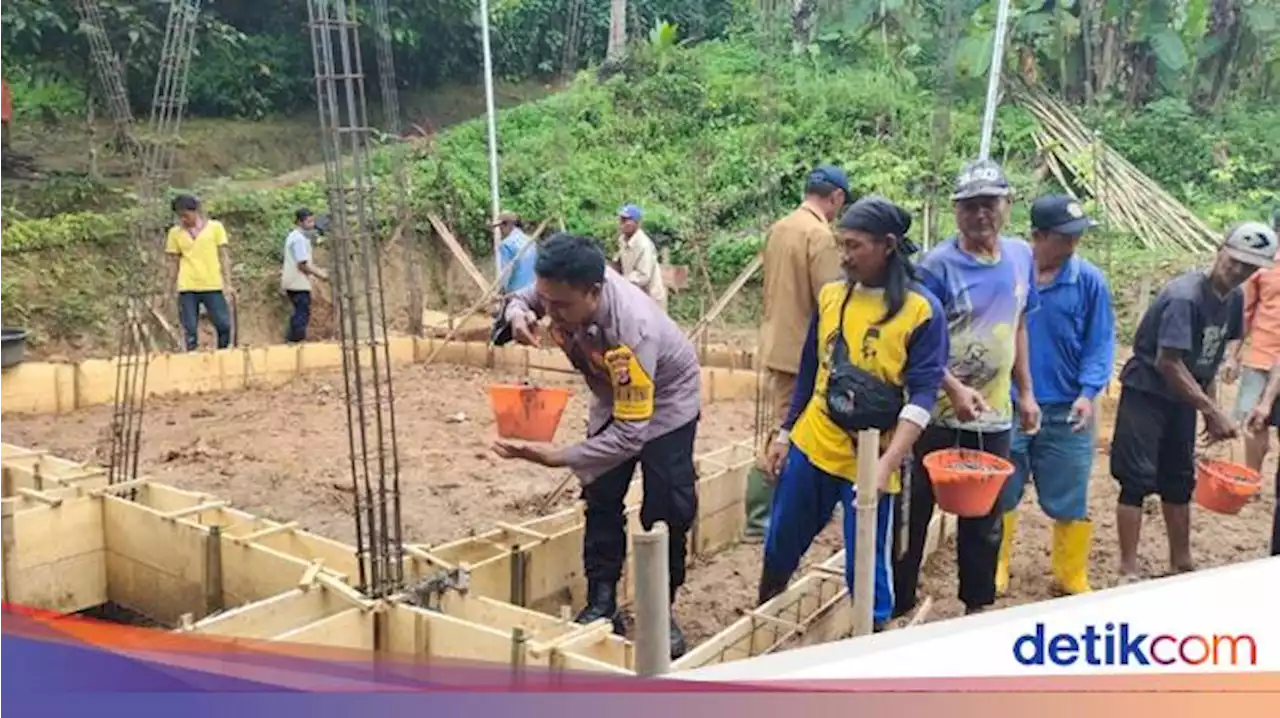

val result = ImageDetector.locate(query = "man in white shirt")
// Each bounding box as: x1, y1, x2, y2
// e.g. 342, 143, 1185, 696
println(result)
617, 204, 668, 312
281, 208, 328, 343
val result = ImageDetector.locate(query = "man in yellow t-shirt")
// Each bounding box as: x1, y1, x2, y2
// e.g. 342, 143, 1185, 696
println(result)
165, 194, 234, 351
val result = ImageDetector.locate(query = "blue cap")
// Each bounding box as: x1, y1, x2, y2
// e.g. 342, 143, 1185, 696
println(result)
1031, 194, 1097, 236
618, 204, 643, 221
806, 164, 851, 197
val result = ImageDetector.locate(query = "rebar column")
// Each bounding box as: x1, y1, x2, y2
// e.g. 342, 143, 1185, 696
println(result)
73, 0, 136, 151
106, 0, 203, 486
307, 0, 404, 599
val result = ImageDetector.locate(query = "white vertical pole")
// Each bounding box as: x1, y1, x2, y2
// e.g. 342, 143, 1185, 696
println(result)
478, 0, 502, 274
634, 522, 672, 677
978, 0, 1013, 161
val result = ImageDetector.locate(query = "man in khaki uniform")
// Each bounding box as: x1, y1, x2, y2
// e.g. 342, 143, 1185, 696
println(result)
745, 165, 850, 540
617, 204, 668, 312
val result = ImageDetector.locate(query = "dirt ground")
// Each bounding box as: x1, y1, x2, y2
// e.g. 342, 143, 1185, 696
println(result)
910, 399, 1278, 625
1, 364, 759, 548
4, 366, 1277, 649
1, 361, 771, 645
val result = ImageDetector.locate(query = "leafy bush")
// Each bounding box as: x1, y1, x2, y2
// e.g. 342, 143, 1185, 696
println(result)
185, 34, 313, 118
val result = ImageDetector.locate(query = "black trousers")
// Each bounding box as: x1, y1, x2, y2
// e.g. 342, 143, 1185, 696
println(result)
893, 424, 1011, 615
581, 417, 699, 596
1272, 463, 1279, 557
286, 290, 311, 343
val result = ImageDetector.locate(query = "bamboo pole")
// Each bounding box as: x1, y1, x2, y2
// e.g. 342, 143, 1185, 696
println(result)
1014, 84, 1218, 254
852, 429, 880, 638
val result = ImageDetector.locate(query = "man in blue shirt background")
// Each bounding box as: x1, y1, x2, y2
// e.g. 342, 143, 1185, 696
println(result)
494, 211, 537, 294
996, 194, 1115, 597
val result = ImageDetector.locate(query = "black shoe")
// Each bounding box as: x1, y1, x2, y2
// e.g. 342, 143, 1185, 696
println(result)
670, 612, 688, 660
757, 568, 791, 606
575, 581, 624, 635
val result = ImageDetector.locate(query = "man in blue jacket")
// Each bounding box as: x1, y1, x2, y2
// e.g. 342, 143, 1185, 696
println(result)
996, 195, 1115, 596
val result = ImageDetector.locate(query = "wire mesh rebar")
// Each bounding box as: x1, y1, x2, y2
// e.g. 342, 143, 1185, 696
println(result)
308, 0, 405, 599
107, 0, 203, 487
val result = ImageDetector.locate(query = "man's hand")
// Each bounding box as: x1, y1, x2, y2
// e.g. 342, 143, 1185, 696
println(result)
1018, 395, 1042, 435
511, 312, 541, 347
1221, 358, 1240, 385
764, 436, 788, 482
492, 440, 566, 468
1201, 406, 1239, 443
1069, 396, 1094, 433
949, 384, 991, 423
872, 455, 896, 493
1247, 403, 1271, 435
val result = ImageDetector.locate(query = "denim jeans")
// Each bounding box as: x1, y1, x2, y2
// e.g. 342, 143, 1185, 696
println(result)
178, 291, 231, 351
286, 290, 311, 343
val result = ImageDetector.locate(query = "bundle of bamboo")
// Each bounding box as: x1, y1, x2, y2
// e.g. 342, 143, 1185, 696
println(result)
1013, 83, 1219, 254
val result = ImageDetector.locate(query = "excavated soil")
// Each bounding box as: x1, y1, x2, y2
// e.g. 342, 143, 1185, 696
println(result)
0, 359, 808, 646
1, 364, 758, 548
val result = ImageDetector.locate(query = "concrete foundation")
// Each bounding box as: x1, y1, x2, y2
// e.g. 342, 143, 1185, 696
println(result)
0, 337, 958, 677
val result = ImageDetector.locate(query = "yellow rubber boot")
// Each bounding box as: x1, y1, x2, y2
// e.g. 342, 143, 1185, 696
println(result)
1051, 520, 1093, 595
995, 512, 1017, 596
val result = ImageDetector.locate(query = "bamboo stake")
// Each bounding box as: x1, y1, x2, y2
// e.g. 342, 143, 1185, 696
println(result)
423, 220, 549, 365
852, 429, 879, 637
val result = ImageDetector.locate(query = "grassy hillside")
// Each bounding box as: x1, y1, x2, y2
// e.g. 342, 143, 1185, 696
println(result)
2, 39, 1275, 357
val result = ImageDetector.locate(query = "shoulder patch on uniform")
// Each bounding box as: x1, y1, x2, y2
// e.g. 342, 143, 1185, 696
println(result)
605, 345, 654, 421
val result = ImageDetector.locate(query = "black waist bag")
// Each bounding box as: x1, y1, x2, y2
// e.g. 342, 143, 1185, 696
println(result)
825, 285, 904, 433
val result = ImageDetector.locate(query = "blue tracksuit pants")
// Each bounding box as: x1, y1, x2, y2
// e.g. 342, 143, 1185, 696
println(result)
763, 443, 896, 624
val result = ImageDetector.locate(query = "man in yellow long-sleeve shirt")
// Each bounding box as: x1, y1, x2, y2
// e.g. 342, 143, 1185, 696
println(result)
758, 197, 948, 630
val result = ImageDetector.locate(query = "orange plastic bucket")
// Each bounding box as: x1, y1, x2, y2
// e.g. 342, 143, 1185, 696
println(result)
1193, 458, 1262, 515
922, 448, 1015, 518
487, 384, 571, 442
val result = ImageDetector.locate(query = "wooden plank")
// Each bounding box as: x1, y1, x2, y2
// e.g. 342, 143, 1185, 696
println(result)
272, 607, 375, 650
2, 496, 107, 613
387, 603, 515, 664
102, 497, 208, 625
218, 536, 328, 609
687, 254, 762, 341
164, 500, 230, 520
191, 587, 350, 639
427, 213, 489, 293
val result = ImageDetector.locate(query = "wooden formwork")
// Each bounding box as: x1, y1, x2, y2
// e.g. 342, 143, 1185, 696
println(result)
1, 438, 956, 676
0, 338, 761, 417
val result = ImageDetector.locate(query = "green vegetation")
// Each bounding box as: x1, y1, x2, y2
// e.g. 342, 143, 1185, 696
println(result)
2, 2, 1278, 355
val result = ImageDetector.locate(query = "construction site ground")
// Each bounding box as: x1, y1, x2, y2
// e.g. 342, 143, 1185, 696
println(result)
4, 363, 1276, 646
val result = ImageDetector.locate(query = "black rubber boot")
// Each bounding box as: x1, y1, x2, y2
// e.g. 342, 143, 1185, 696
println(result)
575, 581, 625, 635
670, 612, 688, 660
756, 568, 791, 606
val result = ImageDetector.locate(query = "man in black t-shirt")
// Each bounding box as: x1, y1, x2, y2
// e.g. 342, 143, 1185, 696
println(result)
1111, 221, 1279, 582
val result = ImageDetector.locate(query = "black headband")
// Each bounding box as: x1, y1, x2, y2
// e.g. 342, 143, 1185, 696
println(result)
837, 196, 919, 255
